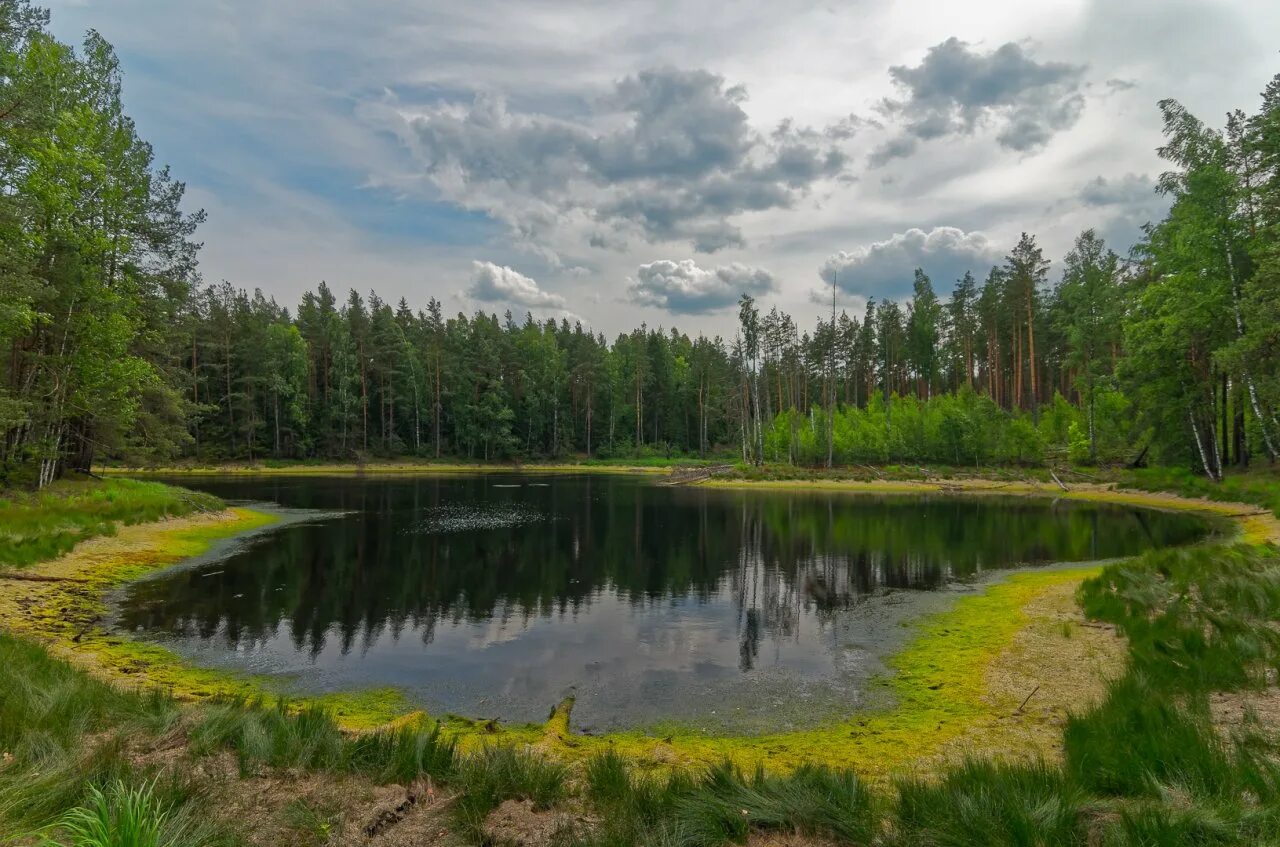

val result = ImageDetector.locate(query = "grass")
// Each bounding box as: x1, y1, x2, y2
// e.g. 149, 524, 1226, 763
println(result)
38, 779, 176, 847
0, 477, 222, 569
189, 697, 457, 783
0, 635, 239, 846
1122, 467, 1280, 518
0, 635, 174, 831
279, 799, 342, 847
3, 472, 1279, 845
1066, 544, 1280, 820
579, 753, 878, 847
451, 746, 569, 839
892, 758, 1085, 846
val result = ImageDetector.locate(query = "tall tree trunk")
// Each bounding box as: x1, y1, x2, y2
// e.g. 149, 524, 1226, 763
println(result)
1225, 236, 1279, 459
1026, 286, 1038, 416
224, 332, 234, 456
192, 335, 200, 458
434, 356, 441, 458
1189, 408, 1220, 482
1221, 371, 1229, 468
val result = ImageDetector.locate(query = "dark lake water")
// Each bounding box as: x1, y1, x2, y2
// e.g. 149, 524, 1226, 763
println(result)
115, 474, 1211, 732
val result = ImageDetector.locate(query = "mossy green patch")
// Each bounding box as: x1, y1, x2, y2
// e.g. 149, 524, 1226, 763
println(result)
440, 565, 1099, 778
306, 688, 414, 731
0, 508, 310, 707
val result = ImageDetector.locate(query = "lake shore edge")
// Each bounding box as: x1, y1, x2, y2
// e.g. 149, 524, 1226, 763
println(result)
3, 472, 1274, 773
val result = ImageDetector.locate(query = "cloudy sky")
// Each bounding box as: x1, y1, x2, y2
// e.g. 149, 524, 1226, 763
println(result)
46, 0, 1280, 335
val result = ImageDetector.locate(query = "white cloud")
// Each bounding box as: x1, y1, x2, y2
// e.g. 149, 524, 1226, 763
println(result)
627, 259, 777, 314
372, 67, 849, 258
820, 227, 1001, 299
41, 0, 1280, 336
467, 261, 567, 309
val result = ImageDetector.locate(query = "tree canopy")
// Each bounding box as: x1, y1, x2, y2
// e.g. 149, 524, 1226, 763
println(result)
1, 2, 1278, 483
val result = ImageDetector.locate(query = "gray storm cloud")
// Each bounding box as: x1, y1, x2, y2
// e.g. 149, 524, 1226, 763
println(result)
390, 67, 848, 255
872, 37, 1086, 164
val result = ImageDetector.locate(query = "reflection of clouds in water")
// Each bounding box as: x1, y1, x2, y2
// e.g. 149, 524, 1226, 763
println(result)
406, 503, 548, 534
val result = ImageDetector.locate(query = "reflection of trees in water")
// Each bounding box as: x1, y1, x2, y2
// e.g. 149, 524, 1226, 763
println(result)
117, 478, 1205, 661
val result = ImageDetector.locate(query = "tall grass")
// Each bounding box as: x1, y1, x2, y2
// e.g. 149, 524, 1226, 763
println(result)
37, 780, 174, 847
0, 478, 222, 568
0, 636, 178, 756
0, 637, 180, 831
30, 775, 239, 847
1078, 546, 1280, 692
1059, 544, 1280, 844
189, 697, 457, 783
0, 639, 240, 844
1064, 676, 1240, 799
577, 754, 876, 847
893, 759, 1085, 847
451, 745, 569, 839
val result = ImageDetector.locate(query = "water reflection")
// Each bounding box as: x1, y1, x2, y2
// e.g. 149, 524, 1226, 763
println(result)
115, 475, 1209, 728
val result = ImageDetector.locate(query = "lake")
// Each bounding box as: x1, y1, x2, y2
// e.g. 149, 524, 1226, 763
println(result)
113, 474, 1212, 732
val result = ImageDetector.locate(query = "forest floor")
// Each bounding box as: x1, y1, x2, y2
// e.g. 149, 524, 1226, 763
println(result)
2, 473, 1279, 845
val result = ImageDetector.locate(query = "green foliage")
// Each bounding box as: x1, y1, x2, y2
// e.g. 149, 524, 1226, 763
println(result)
451, 746, 568, 839
1061, 544, 1280, 840
1097, 803, 1278, 847
1064, 677, 1240, 798
37, 780, 175, 847
893, 758, 1085, 847
768, 388, 1068, 467
1077, 545, 1280, 692
189, 697, 456, 783
1122, 467, 1280, 518
0, 635, 177, 763
0, 637, 229, 842
0, 478, 221, 568
577, 758, 876, 847
280, 799, 342, 847
1, 3, 204, 481
3, 2, 1280, 483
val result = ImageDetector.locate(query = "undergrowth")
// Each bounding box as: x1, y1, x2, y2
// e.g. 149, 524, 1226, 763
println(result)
0, 478, 222, 568
1121, 467, 1280, 518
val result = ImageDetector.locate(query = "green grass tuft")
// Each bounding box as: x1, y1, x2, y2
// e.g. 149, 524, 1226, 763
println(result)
893, 758, 1084, 847
451, 745, 569, 840
36, 779, 174, 847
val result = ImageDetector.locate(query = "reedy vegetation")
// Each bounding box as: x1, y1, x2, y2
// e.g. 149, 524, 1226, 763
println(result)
2, 1, 1280, 485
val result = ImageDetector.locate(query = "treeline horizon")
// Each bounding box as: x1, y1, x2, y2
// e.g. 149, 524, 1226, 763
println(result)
2, 2, 1279, 486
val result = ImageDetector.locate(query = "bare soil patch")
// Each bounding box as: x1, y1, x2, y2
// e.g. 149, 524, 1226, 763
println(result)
926, 576, 1127, 768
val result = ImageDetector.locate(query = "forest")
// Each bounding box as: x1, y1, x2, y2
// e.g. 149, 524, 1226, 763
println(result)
2, 3, 1279, 485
